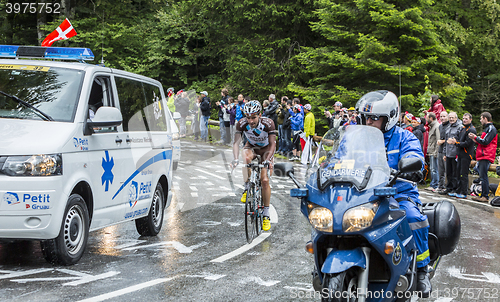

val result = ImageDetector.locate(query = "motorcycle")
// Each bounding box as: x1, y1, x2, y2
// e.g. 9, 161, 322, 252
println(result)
275, 125, 461, 302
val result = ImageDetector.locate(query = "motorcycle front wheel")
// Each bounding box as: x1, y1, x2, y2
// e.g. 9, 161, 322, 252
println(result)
322, 269, 358, 302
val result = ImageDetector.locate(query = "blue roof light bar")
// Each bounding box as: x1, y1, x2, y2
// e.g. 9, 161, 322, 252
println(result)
0, 45, 94, 61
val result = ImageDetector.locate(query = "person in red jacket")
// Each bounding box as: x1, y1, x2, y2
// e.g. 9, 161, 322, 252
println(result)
469, 112, 498, 202
424, 95, 446, 123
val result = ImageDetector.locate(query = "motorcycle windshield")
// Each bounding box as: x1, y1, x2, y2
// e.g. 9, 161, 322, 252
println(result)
317, 125, 390, 191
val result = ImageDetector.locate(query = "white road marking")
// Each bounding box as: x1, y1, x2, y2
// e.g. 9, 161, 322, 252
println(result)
447, 266, 500, 283
200, 221, 222, 226
211, 233, 272, 263
270, 204, 278, 223
174, 176, 182, 180
191, 192, 198, 197
122, 241, 204, 254
0, 268, 52, 280
239, 276, 280, 287
190, 176, 208, 180
195, 168, 226, 180
75, 277, 177, 302
6, 269, 119, 286
189, 186, 198, 191
185, 272, 226, 281
283, 285, 315, 292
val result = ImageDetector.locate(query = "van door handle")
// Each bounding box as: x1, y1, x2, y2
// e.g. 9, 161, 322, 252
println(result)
115, 137, 123, 144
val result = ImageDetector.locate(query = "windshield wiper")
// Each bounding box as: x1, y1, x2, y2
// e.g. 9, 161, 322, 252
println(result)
0, 90, 54, 121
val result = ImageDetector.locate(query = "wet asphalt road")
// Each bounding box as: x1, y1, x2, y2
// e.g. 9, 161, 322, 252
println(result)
1, 139, 500, 302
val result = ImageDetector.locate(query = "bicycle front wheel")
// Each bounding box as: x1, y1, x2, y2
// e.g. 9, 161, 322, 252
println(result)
255, 187, 263, 236
245, 187, 257, 243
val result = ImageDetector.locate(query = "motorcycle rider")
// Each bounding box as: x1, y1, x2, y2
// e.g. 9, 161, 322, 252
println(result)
355, 90, 432, 298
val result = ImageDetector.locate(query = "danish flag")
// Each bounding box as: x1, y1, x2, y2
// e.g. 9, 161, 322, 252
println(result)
41, 18, 77, 47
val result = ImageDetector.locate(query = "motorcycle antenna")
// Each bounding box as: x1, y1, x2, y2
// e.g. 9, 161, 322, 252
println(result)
398, 65, 402, 126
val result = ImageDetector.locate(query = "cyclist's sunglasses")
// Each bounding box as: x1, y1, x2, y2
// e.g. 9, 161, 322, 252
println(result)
362, 114, 382, 121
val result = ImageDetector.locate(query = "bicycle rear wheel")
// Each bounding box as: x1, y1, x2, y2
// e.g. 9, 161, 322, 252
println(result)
245, 186, 257, 243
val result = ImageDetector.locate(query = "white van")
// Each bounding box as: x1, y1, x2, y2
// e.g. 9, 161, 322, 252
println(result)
0, 45, 180, 265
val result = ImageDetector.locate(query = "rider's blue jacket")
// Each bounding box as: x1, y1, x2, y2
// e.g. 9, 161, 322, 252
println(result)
384, 126, 425, 203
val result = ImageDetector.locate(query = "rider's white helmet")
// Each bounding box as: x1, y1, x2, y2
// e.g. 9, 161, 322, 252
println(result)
244, 100, 262, 116
355, 90, 399, 132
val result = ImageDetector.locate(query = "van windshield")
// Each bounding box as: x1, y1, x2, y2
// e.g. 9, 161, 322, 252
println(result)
0, 65, 83, 122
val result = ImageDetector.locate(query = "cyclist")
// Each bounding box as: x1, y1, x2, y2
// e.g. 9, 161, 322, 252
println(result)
356, 90, 431, 298
231, 100, 277, 231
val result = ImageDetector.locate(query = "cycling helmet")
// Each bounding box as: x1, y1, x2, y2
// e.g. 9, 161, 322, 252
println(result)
355, 90, 399, 132
304, 104, 312, 111
167, 87, 174, 97
243, 100, 262, 116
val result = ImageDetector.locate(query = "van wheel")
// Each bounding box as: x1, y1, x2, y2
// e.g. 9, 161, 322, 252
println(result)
41, 194, 89, 265
135, 183, 164, 236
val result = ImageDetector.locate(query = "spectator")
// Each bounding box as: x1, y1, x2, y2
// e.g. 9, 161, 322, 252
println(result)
424, 95, 446, 123
264, 94, 279, 131
235, 94, 245, 123
448, 113, 476, 198
262, 100, 270, 117
333, 101, 342, 114
412, 117, 426, 150
436, 111, 450, 193
469, 112, 498, 202
402, 112, 413, 132
281, 99, 293, 155
288, 104, 304, 161
425, 112, 440, 192
166, 87, 175, 112
277, 96, 289, 154
174, 90, 190, 137
192, 95, 202, 140
325, 108, 342, 129
304, 104, 315, 138
440, 112, 462, 195
199, 91, 211, 142
223, 96, 234, 145
216, 88, 230, 144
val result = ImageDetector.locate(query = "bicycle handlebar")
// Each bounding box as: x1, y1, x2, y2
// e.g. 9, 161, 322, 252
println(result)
246, 162, 270, 169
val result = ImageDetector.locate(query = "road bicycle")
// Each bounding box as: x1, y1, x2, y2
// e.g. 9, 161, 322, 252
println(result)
244, 156, 268, 243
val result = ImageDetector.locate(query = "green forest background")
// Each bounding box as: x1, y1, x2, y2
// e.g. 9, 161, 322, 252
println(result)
2, 0, 500, 135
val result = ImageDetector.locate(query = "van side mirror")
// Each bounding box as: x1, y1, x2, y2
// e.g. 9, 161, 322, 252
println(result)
173, 112, 181, 121
398, 157, 422, 174
85, 107, 122, 135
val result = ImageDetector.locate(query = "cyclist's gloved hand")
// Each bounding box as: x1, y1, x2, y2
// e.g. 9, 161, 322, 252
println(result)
230, 159, 239, 169
262, 160, 273, 170
399, 170, 423, 183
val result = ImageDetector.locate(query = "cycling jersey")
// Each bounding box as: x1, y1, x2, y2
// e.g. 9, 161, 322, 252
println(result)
236, 117, 276, 148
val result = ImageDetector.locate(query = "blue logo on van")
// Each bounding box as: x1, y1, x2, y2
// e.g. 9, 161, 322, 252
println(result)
101, 150, 114, 192
3, 192, 20, 205
73, 137, 89, 150
128, 181, 138, 208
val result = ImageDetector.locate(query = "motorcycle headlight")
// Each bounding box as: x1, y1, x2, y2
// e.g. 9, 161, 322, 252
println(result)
1, 154, 62, 176
342, 202, 379, 232
309, 206, 333, 232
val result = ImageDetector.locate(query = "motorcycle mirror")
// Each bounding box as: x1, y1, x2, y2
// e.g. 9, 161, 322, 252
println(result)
398, 157, 422, 174
274, 162, 294, 177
